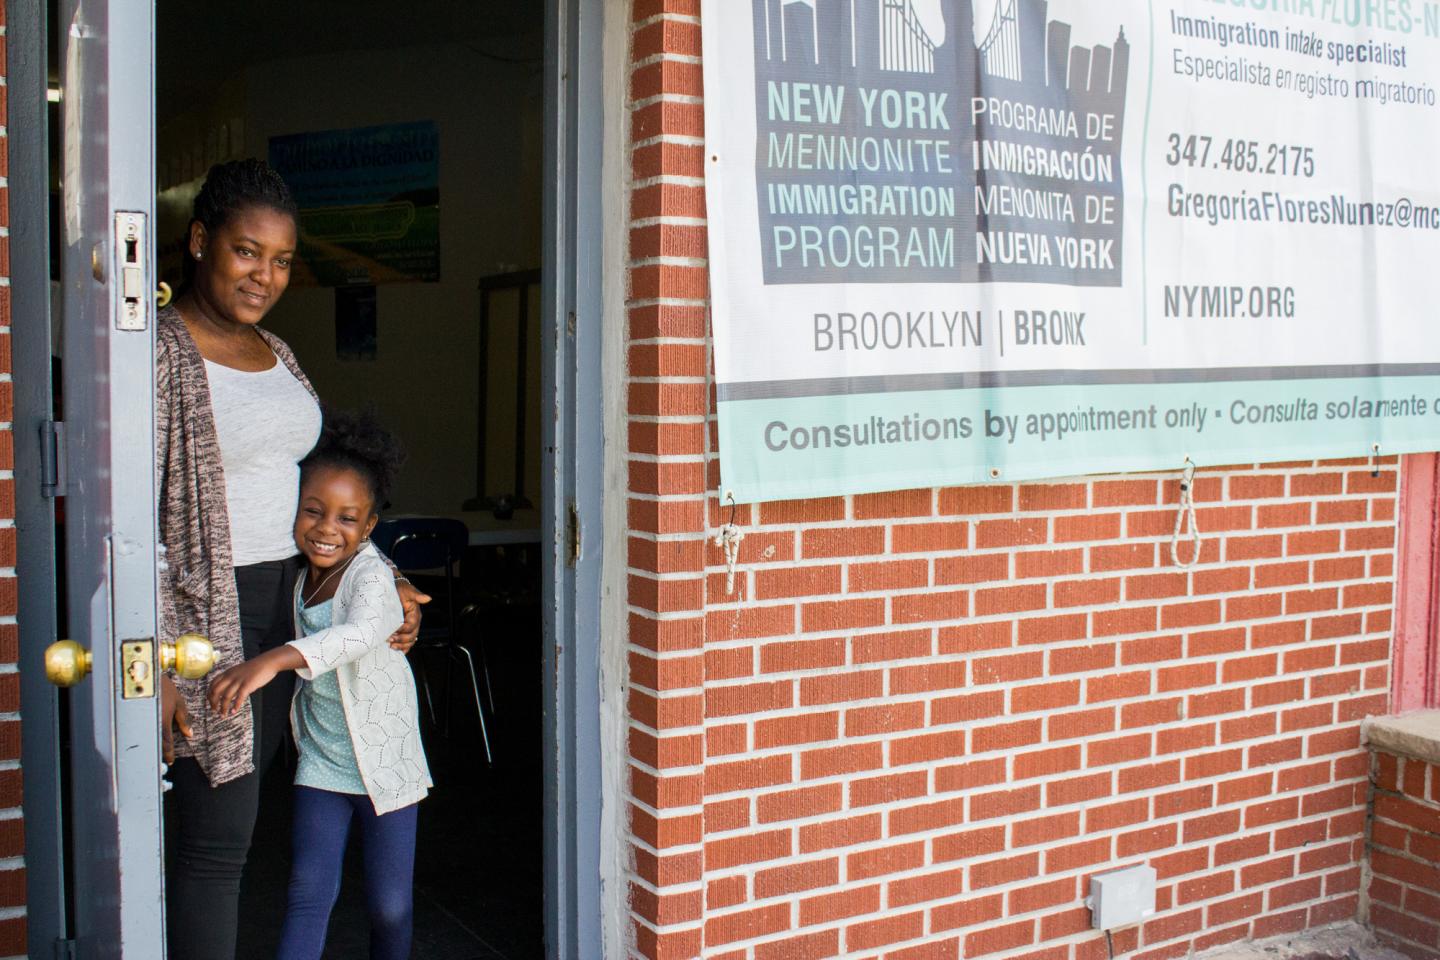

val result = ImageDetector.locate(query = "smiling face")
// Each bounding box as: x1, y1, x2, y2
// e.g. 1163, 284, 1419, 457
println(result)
294, 465, 379, 572
190, 204, 298, 328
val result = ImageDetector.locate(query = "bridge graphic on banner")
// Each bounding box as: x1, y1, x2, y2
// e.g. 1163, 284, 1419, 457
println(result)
761, 0, 1128, 90
760, 0, 963, 72
879, 0, 938, 74
978, 0, 1024, 80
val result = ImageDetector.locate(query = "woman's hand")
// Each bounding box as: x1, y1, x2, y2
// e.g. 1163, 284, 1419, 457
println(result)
160, 674, 193, 764
389, 580, 430, 653
206, 647, 305, 718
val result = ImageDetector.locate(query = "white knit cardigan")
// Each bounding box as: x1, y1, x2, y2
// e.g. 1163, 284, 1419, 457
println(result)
288, 542, 432, 815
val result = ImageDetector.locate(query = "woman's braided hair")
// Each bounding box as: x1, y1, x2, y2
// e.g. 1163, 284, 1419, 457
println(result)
191, 158, 299, 232
300, 407, 406, 512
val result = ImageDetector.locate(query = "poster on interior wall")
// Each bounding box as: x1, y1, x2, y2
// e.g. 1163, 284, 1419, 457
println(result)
335, 285, 378, 361
702, 0, 1440, 502
269, 121, 440, 286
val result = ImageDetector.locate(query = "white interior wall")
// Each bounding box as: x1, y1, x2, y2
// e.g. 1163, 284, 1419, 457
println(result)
600, 2, 634, 954
161, 41, 544, 516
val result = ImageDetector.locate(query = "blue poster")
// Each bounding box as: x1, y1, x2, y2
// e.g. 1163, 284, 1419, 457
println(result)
269, 121, 440, 286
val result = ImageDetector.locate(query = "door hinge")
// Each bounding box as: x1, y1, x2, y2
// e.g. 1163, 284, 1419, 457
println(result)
39, 420, 66, 499
54, 938, 76, 960
566, 500, 581, 567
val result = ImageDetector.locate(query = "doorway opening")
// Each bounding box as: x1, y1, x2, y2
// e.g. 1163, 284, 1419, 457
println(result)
154, 3, 547, 956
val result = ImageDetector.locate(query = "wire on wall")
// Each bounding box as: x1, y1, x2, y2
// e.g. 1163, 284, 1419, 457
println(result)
1170, 457, 1202, 570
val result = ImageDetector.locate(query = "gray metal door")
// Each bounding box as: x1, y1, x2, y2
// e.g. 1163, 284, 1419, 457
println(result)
542, 0, 605, 952
55, 0, 168, 954
11, 0, 67, 955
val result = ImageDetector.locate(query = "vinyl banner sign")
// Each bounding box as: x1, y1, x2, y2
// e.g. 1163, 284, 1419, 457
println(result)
702, 0, 1440, 502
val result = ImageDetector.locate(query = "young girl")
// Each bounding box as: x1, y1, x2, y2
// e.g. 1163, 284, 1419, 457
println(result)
207, 409, 431, 960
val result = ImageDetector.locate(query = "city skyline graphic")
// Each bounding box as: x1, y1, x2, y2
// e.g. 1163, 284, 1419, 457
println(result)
760, 0, 1129, 98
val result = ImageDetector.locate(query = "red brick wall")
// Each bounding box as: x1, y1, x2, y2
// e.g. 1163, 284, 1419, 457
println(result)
0, 7, 24, 957
1369, 751, 1440, 960
623, 4, 1394, 958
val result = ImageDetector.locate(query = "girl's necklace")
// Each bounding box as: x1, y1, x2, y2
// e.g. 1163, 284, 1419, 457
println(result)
302, 553, 357, 607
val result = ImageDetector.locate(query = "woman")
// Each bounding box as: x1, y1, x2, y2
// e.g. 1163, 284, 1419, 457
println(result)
156, 159, 425, 960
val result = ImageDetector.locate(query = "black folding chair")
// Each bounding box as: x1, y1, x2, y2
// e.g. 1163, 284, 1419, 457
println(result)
372, 518, 493, 764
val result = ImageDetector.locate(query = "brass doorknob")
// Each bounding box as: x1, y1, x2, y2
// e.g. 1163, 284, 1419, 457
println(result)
45, 640, 93, 687
161, 633, 215, 680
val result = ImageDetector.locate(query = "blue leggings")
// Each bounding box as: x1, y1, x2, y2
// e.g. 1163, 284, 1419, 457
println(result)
276, 786, 419, 960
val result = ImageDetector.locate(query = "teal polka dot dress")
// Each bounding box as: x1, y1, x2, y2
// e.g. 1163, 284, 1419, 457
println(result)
293, 599, 367, 795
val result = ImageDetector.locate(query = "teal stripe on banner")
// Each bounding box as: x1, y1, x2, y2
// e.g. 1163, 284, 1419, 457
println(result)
718, 378, 1440, 503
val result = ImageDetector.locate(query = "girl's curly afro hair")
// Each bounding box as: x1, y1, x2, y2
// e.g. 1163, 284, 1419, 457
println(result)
300, 407, 406, 512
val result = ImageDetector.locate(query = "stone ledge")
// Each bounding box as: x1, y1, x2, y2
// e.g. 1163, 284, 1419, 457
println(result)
1363, 710, 1440, 766
1195, 920, 1407, 960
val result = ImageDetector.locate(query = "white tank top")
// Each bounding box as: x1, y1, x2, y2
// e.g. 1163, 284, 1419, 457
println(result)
204, 358, 323, 566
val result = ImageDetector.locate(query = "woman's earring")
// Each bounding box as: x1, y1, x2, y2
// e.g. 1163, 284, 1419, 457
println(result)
194, 250, 204, 261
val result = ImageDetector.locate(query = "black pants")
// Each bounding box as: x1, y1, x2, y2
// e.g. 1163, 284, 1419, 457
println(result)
165, 558, 299, 960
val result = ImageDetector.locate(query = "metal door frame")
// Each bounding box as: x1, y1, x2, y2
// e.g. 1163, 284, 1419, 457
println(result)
11, 0, 68, 953
1394, 454, 1440, 712
7, 0, 610, 951
542, 0, 607, 953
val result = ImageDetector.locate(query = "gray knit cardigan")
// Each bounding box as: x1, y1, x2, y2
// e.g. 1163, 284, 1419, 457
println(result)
155, 306, 319, 786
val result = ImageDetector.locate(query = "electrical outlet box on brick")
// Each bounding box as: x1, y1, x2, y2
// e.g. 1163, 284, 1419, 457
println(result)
1087, 865, 1157, 930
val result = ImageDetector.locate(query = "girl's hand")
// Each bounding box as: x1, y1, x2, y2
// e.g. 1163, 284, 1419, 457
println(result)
206, 647, 305, 717
389, 580, 430, 653
207, 660, 277, 718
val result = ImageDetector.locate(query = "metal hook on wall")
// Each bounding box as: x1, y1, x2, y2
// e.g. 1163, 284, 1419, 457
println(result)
1370, 442, 1381, 479
715, 491, 746, 595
